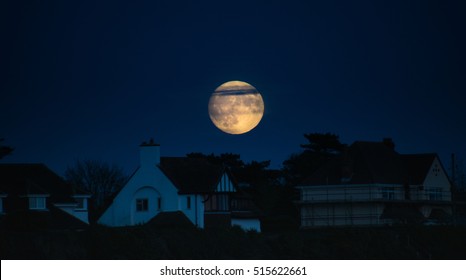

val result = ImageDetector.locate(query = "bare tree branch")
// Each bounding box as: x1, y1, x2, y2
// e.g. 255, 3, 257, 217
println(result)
65, 160, 128, 210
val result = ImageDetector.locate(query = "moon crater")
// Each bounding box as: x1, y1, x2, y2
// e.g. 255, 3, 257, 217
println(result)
208, 81, 264, 135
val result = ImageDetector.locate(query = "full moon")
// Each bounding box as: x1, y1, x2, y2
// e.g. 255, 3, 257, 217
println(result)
208, 81, 265, 134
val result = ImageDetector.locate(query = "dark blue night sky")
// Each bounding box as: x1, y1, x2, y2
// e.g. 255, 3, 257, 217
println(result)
1, 0, 465, 175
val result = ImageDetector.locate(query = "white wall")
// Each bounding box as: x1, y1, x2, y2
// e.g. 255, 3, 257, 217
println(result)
423, 157, 452, 201
99, 143, 238, 228
216, 173, 236, 193
131, 186, 161, 225
98, 167, 208, 227
179, 194, 204, 228
98, 166, 179, 226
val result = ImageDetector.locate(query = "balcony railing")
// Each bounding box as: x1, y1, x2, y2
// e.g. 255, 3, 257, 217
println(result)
299, 185, 451, 203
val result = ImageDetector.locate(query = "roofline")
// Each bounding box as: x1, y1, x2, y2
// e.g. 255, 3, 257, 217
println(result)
52, 204, 90, 226
223, 167, 239, 190
431, 154, 454, 187
96, 166, 140, 221
73, 194, 92, 198
296, 183, 405, 189
53, 202, 79, 207
157, 161, 232, 193
157, 164, 179, 191
178, 191, 210, 195
19, 194, 51, 198
402, 152, 438, 157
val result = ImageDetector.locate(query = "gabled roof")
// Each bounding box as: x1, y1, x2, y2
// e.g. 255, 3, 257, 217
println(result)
0, 164, 86, 203
159, 157, 226, 194
1, 204, 88, 230
97, 158, 229, 221
299, 141, 437, 187
401, 154, 437, 185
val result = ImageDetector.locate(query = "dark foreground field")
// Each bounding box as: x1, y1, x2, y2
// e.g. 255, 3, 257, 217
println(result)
2, 225, 465, 259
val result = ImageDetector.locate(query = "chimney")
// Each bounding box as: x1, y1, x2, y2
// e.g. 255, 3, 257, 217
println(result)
382, 138, 395, 150
140, 138, 160, 168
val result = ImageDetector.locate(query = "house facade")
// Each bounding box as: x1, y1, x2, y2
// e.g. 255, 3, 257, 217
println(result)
0, 164, 91, 229
297, 140, 452, 227
98, 140, 261, 231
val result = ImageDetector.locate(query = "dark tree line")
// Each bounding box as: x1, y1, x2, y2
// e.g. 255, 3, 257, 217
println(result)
186, 133, 346, 230
65, 160, 128, 222
0, 138, 13, 159
283, 132, 346, 187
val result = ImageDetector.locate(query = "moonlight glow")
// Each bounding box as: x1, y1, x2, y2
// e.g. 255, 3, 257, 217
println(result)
208, 81, 264, 134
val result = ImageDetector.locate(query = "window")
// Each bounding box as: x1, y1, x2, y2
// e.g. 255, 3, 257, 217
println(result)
187, 196, 191, 209
0, 198, 3, 213
136, 198, 148, 212
217, 194, 229, 210
157, 197, 162, 210
429, 188, 442, 201
381, 187, 395, 200
75, 198, 87, 210
432, 164, 441, 176
204, 194, 229, 211
29, 197, 46, 210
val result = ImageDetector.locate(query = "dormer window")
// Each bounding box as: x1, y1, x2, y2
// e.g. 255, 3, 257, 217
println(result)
75, 197, 87, 211
29, 196, 47, 210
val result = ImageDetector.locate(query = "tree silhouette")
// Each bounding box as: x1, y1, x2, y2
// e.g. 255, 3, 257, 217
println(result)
65, 160, 128, 221
0, 138, 13, 159
283, 132, 347, 186
186, 152, 274, 189
186, 152, 298, 230
187, 152, 245, 169
300, 133, 347, 154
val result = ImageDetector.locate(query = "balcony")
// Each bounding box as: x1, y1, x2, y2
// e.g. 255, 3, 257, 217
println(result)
297, 185, 452, 204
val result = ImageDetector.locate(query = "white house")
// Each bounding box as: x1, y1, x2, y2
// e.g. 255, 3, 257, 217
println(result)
296, 140, 453, 227
98, 140, 261, 232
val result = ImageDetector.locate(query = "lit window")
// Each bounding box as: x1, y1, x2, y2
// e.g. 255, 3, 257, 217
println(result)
29, 197, 46, 210
187, 196, 191, 209
136, 198, 148, 212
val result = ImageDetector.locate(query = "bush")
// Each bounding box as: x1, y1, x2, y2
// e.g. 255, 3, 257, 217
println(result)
1, 225, 466, 259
